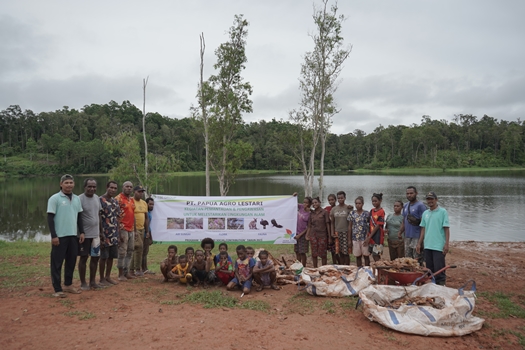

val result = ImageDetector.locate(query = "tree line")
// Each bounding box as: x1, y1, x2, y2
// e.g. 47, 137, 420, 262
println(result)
1, 101, 523, 176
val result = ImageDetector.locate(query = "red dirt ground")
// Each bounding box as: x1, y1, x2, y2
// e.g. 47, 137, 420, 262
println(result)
1, 241, 524, 350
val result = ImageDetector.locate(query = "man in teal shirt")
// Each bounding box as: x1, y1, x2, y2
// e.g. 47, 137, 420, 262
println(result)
47, 174, 85, 297
416, 191, 450, 285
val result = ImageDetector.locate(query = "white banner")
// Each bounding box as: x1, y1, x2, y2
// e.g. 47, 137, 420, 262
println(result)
150, 195, 298, 244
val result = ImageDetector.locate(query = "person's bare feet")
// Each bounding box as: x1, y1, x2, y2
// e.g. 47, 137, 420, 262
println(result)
99, 279, 111, 287
80, 283, 90, 291
106, 277, 119, 285
90, 283, 104, 289
118, 275, 128, 281
125, 274, 136, 279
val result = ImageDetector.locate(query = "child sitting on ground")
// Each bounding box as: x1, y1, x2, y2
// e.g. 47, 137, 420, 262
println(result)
215, 251, 234, 285
214, 242, 232, 264
201, 238, 216, 282
169, 255, 192, 284
253, 250, 279, 291
191, 250, 212, 287
246, 246, 255, 260
227, 245, 256, 294
160, 245, 178, 282
185, 247, 195, 269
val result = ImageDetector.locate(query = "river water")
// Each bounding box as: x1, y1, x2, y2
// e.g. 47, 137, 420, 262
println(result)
1, 172, 524, 242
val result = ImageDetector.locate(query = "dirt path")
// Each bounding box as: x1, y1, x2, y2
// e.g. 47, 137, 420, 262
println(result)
1, 241, 524, 350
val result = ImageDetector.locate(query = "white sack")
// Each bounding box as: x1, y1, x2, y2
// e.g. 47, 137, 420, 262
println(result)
300, 265, 376, 297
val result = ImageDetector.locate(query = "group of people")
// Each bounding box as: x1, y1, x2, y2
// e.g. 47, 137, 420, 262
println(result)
159, 240, 279, 294
294, 186, 450, 285
47, 174, 155, 297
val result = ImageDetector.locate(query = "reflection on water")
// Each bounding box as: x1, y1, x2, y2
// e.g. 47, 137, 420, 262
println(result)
1, 172, 524, 242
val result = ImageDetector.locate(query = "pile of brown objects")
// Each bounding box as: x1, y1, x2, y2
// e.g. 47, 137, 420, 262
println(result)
383, 295, 444, 309
372, 257, 426, 273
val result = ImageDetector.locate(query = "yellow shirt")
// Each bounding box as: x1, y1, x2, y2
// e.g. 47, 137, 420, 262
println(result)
133, 199, 148, 230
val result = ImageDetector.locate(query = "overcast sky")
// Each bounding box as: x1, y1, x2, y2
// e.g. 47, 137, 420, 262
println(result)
1, 0, 524, 134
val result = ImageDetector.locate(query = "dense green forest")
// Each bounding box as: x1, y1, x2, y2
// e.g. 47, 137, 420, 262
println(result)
0, 101, 524, 176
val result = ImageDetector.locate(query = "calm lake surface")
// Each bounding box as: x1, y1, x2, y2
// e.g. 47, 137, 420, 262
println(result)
1, 172, 524, 242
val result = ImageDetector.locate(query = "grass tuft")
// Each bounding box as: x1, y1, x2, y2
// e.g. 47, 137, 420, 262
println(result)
479, 291, 525, 319
184, 290, 238, 309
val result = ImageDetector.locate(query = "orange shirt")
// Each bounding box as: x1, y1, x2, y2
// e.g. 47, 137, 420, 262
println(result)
115, 193, 135, 232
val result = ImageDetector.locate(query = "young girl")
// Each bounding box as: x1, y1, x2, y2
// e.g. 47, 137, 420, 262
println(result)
331, 191, 352, 265
169, 255, 192, 284
307, 197, 331, 268
294, 196, 312, 267
385, 200, 405, 260
347, 196, 371, 267
215, 251, 234, 285
324, 194, 339, 264
366, 193, 385, 262
253, 250, 279, 291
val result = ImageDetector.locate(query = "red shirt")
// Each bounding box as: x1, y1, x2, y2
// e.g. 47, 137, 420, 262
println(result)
115, 193, 135, 232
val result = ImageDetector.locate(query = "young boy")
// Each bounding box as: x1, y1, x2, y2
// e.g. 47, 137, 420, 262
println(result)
214, 242, 232, 264
185, 247, 195, 269
253, 250, 279, 291
169, 255, 192, 284
160, 245, 178, 282
215, 251, 234, 285
246, 246, 255, 260
227, 245, 255, 294
201, 238, 216, 282
191, 250, 211, 287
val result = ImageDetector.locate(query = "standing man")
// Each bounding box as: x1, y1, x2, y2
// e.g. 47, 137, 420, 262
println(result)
47, 174, 84, 297
142, 197, 155, 274
115, 181, 135, 281
78, 178, 103, 291
416, 192, 450, 286
99, 180, 121, 286
130, 185, 148, 277
398, 186, 427, 264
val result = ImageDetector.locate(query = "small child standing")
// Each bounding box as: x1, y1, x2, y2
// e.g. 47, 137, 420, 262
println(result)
191, 250, 211, 287
253, 250, 279, 291
160, 245, 178, 282
227, 245, 255, 294
169, 255, 192, 284
385, 200, 405, 260
348, 196, 371, 267
215, 251, 234, 285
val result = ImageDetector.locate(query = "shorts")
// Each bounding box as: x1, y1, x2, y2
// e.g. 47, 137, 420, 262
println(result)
230, 277, 253, 290
310, 235, 327, 258
352, 240, 370, 257
78, 237, 101, 257
100, 244, 118, 259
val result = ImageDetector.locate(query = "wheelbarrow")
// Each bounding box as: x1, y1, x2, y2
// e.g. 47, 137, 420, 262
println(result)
377, 265, 456, 286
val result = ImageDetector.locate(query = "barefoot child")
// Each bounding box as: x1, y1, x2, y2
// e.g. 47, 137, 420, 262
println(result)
191, 250, 211, 287
385, 200, 405, 260
169, 255, 192, 284
348, 196, 371, 267
160, 245, 178, 282
324, 194, 339, 264
185, 247, 195, 268
215, 251, 234, 285
253, 250, 279, 291
227, 245, 255, 294
366, 193, 385, 262
307, 197, 331, 268
201, 238, 216, 282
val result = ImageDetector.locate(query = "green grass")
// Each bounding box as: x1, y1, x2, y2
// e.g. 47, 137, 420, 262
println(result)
479, 291, 525, 319
0, 241, 49, 290
64, 310, 96, 320
284, 292, 315, 315
339, 298, 358, 311
239, 300, 271, 312
184, 290, 238, 309
321, 300, 336, 314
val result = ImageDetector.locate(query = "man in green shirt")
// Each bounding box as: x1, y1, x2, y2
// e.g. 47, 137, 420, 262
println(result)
47, 174, 85, 297
416, 191, 450, 285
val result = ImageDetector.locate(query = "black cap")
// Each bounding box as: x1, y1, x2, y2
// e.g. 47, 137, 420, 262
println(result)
134, 185, 145, 192
425, 191, 438, 199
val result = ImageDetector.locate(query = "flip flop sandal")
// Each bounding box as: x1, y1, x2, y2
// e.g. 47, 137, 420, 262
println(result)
256, 285, 263, 292
53, 292, 67, 298
63, 287, 82, 294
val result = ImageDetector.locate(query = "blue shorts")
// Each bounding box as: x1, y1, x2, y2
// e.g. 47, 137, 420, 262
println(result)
230, 277, 252, 289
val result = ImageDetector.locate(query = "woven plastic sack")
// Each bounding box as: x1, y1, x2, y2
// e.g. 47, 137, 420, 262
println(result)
359, 281, 484, 336
300, 265, 375, 297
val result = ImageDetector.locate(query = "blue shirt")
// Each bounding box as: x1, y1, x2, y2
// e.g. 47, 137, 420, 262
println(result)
214, 253, 233, 264
47, 191, 83, 238
402, 201, 427, 239
145, 211, 152, 238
